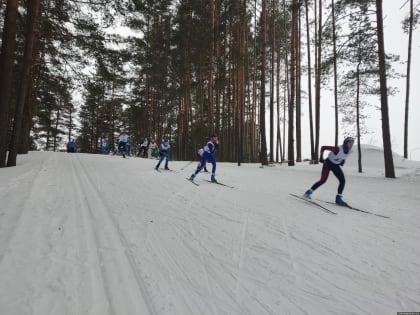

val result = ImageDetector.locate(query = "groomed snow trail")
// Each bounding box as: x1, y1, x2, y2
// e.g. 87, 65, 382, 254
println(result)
0, 151, 419, 315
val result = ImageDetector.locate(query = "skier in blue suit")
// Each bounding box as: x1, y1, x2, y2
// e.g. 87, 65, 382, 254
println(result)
190, 133, 219, 183
155, 138, 171, 170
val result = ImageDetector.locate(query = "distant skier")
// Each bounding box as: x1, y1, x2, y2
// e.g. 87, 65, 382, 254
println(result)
304, 136, 355, 206
139, 138, 148, 157
126, 136, 131, 156
118, 130, 129, 158
149, 139, 159, 159
101, 139, 108, 154
190, 133, 219, 183
68, 139, 76, 153
155, 138, 171, 170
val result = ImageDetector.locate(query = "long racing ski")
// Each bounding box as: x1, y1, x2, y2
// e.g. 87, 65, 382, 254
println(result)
205, 180, 234, 188
319, 200, 390, 218
186, 178, 200, 186
289, 194, 337, 215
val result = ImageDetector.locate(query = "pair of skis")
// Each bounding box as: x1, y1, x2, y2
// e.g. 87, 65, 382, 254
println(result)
290, 194, 389, 218
186, 177, 234, 188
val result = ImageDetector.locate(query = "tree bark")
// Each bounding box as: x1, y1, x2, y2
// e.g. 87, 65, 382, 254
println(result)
375, 0, 395, 178
0, 0, 19, 167
305, 0, 315, 162
314, 0, 322, 163
296, 4, 302, 162
288, 0, 298, 166
332, 0, 339, 147
7, 0, 40, 167
403, 0, 413, 159
259, 0, 268, 165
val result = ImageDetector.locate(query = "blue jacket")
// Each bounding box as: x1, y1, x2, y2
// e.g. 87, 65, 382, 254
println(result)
159, 143, 171, 159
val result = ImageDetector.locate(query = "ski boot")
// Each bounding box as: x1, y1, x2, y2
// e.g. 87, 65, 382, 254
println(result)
189, 174, 195, 181
304, 189, 313, 199
211, 174, 218, 183
335, 194, 348, 206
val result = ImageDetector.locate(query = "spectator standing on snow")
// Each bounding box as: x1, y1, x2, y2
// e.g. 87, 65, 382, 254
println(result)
190, 133, 219, 183
303, 136, 355, 206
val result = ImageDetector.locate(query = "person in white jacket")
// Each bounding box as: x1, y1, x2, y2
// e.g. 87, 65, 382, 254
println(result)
304, 136, 354, 206
118, 131, 129, 158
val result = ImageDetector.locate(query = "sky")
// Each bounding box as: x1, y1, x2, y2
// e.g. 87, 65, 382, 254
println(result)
313, 1, 420, 160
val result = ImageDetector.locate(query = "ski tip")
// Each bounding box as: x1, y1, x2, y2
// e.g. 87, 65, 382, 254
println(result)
186, 178, 199, 186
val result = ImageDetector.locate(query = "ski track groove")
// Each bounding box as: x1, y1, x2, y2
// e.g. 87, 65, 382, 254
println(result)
71, 155, 157, 315
234, 200, 249, 306
184, 193, 218, 315
0, 154, 53, 265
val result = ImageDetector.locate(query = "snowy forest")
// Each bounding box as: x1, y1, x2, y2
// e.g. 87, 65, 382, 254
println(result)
0, 0, 419, 177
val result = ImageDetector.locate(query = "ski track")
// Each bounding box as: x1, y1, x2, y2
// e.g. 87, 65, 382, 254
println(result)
1, 152, 420, 314
71, 155, 156, 315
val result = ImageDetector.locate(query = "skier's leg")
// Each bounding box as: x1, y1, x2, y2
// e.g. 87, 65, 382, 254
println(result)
330, 164, 345, 194
156, 155, 164, 169
310, 161, 330, 191
164, 156, 169, 169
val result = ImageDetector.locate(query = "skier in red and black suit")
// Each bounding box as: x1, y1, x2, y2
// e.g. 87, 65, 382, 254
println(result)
304, 137, 355, 206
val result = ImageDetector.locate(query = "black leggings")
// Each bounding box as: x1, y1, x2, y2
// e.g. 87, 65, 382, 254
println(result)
311, 159, 345, 194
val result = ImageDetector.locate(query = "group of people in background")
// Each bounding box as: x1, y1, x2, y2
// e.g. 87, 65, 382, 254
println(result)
67, 130, 355, 206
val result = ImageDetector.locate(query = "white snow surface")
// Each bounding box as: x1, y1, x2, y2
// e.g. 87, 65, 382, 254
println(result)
1, 148, 419, 315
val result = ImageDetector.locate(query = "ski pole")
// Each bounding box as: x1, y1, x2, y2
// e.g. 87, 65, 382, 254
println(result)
180, 160, 194, 170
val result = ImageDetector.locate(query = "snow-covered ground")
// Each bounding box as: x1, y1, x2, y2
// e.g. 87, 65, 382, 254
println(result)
0, 147, 419, 315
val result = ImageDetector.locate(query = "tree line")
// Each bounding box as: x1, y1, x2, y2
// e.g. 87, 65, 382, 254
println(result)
0, 0, 418, 177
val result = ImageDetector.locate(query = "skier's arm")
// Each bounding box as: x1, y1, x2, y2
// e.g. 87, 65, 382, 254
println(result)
319, 146, 339, 162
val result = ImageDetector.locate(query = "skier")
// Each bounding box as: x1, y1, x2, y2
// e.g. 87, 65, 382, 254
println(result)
101, 139, 108, 154
126, 136, 131, 156
139, 138, 148, 157
304, 136, 355, 206
68, 139, 76, 153
155, 138, 171, 170
190, 133, 219, 183
196, 148, 209, 173
118, 130, 129, 158
149, 139, 159, 159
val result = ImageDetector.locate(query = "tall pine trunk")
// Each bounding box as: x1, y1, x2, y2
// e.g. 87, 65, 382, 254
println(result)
276, 15, 282, 163
0, 0, 19, 167
332, 0, 339, 146
296, 5, 302, 162
208, 0, 215, 134
356, 52, 363, 173
269, 0, 275, 163
305, 0, 315, 162
403, 0, 413, 159
375, 0, 395, 178
259, 0, 268, 165
314, 0, 322, 163
7, 0, 40, 167
288, 0, 298, 166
